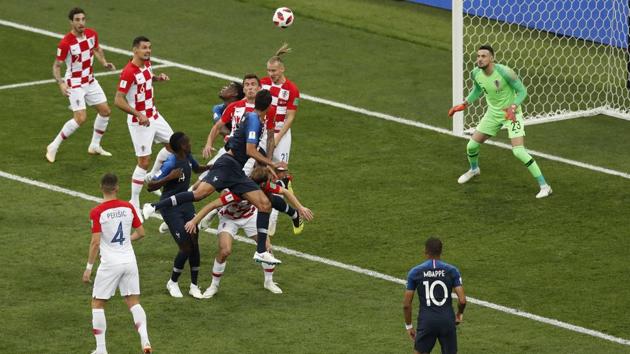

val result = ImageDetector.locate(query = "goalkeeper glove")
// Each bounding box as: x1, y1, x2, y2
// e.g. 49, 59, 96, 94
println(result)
448, 102, 468, 117
504, 104, 517, 123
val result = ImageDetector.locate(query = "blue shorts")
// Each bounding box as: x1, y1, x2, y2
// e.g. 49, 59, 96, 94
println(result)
160, 204, 196, 245
415, 318, 457, 354
202, 154, 260, 196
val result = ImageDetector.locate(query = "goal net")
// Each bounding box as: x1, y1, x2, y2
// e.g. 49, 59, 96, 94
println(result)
452, 0, 630, 135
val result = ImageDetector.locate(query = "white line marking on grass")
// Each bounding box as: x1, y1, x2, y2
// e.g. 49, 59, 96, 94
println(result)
1, 169, 628, 346
0, 64, 172, 91
1, 19, 629, 180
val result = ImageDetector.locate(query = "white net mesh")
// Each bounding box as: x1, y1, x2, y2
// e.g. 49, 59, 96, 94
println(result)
461, 0, 630, 132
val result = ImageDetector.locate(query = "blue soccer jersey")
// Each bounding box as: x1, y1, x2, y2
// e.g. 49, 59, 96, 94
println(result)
225, 111, 262, 166
406, 259, 462, 321
152, 154, 200, 199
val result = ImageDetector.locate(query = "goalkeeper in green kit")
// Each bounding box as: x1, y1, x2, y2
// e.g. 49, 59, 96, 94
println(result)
449, 45, 552, 199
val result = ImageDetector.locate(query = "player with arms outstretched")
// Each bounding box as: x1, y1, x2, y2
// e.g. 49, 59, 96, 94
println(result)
449, 45, 552, 198
403, 237, 466, 354
83, 173, 151, 354
46, 7, 116, 163
143, 90, 286, 265
184, 166, 313, 297
114, 36, 174, 212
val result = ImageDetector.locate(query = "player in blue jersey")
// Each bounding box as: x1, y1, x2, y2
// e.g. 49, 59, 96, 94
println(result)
143, 90, 285, 265
146, 132, 209, 299
403, 237, 466, 354
210, 81, 244, 145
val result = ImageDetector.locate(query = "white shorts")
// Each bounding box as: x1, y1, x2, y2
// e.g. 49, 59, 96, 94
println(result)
92, 262, 140, 300
273, 128, 292, 163
218, 212, 258, 238
68, 80, 107, 112
127, 113, 174, 157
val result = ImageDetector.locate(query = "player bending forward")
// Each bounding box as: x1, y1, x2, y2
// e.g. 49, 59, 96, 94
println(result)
449, 44, 551, 198
83, 173, 151, 354
184, 166, 313, 297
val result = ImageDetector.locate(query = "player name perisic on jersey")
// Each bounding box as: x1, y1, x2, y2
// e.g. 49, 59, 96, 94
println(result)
423, 270, 446, 278
105, 209, 129, 220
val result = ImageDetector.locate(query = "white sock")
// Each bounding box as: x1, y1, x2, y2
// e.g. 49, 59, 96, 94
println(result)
131, 166, 147, 208
130, 304, 150, 346
268, 208, 279, 235
150, 147, 172, 176
92, 308, 107, 352
211, 258, 226, 286
51, 118, 80, 149
90, 114, 109, 146
262, 263, 275, 282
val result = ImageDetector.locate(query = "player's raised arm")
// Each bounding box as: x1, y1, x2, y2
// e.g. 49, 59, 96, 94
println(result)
184, 193, 240, 234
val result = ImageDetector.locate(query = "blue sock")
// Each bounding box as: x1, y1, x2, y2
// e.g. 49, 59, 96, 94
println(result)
189, 241, 200, 285
154, 191, 195, 210
256, 211, 270, 253
171, 250, 188, 282
271, 195, 297, 219
536, 175, 547, 186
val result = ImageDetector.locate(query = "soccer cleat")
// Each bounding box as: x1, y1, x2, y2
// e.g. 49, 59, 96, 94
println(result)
199, 209, 218, 231
253, 251, 282, 265
158, 222, 169, 234
189, 284, 204, 299
45, 144, 57, 163
292, 215, 304, 235
166, 279, 183, 298
536, 184, 553, 199
90, 350, 107, 354
88, 144, 112, 157
142, 342, 152, 354
264, 280, 283, 294
202, 283, 220, 298
457, 168, 480, 184
142, 203, 156, 220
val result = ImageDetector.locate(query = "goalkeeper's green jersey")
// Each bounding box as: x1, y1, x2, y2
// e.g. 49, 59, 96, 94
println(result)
466, 64, 527, 114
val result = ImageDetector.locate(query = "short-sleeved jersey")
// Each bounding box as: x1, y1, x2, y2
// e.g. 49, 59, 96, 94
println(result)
118, 60, 158, 123
260, 77, 300, 129
406, 259, 462, 321
56, 29, 99, 88
225, 111, 263, 166
89, 199, 142, 265
152, 154, 200, 200
470, 64, 521, 114
219, 181, 281, 220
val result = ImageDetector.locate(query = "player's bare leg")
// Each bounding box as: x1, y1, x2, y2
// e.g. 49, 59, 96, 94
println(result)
203, 232, 232, 298
510, 136, 551, 198
46, 110, 86, 163
87, 102, 112, 157
457, 130, 489, 184
243, 190, 281, 265
123, 295, 151, 353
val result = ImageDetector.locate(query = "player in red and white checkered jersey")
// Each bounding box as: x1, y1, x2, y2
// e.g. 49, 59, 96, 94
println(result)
182, 166, 314, 297
202, 74, 275, 170
260, 43, 300, 165
114, 36, 174, 212
46, 7, 117, 163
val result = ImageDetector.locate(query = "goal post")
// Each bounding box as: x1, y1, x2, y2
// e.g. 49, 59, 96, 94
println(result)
452, 0, 630, 135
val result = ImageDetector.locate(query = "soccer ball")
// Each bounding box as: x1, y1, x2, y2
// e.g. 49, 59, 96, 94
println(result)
273, 7, 294, 28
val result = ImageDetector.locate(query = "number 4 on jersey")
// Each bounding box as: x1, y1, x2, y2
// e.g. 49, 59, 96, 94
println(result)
111, 222, 126, 245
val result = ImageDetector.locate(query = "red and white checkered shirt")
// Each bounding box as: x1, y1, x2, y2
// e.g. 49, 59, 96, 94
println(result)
260, 77, 300, 132
56, 28, 99, 88
118, 60, 158, 122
